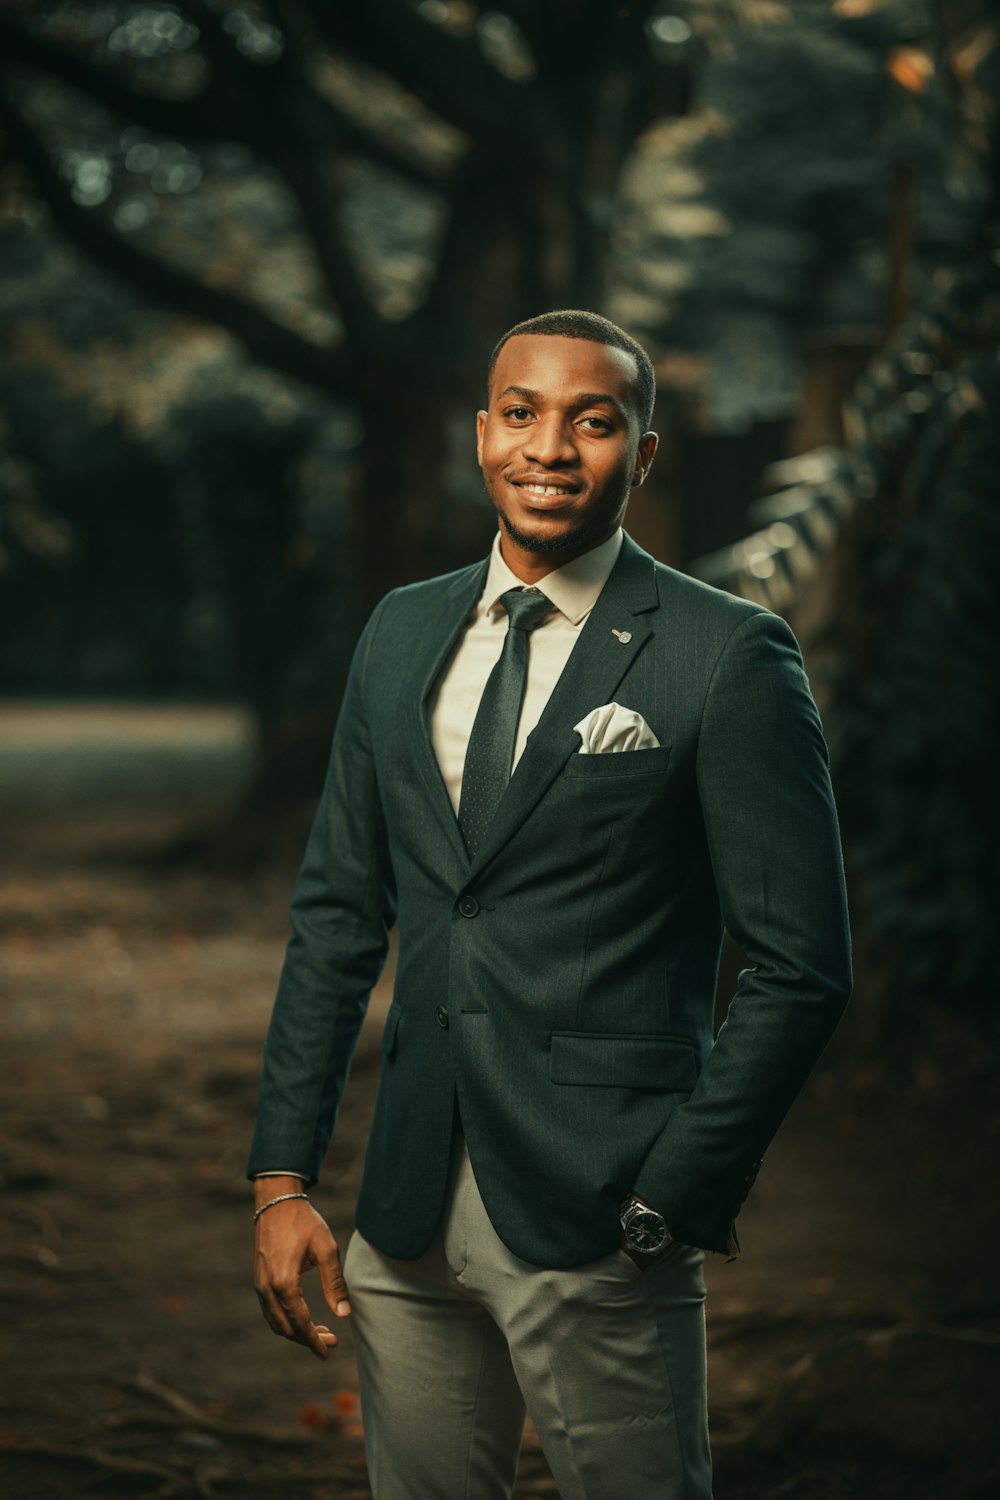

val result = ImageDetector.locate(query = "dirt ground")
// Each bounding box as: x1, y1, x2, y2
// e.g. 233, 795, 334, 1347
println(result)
1, 824, 998, 1500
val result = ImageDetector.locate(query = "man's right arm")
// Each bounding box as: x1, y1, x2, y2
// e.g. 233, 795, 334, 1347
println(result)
248, 592, 398, 1357
248, 590, 398, 1183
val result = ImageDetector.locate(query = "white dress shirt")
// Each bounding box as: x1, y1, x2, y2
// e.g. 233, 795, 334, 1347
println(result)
429, 527, 623, 812
254, 527, 623, 1184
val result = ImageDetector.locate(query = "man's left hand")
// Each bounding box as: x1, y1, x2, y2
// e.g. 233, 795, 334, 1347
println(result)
622, 1234, 678, 1272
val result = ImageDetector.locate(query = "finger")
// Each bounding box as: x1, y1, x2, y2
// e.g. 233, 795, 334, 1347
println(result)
259, 1284, 333, 1356
255, 1284, 297, 1341
317, 1241, 351, 1318
276, 1287, 333, 1359
254, 1245, 300, 1339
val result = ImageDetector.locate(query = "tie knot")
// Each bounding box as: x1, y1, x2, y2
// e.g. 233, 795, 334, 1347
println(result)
501, 587, 552, 633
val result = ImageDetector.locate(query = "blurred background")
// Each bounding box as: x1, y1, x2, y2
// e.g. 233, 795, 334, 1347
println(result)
0, 2, 997, 1498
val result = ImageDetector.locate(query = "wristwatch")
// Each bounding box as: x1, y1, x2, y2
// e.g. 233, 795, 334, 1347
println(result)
619, 1194, 671, 1255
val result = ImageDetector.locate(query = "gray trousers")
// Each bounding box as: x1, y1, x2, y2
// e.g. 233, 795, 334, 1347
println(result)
343, 1138, 713, 1500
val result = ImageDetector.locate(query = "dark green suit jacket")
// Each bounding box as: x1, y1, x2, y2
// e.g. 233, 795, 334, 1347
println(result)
248, 532, 852, 1266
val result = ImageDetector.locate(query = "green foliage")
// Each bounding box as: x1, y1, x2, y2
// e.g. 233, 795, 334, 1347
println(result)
615, 0, 988, 431
826, 260, 1000, 1013
691, 250, 1000, 1015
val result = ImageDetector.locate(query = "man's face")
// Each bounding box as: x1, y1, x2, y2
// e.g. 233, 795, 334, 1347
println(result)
476, 335, 657, 567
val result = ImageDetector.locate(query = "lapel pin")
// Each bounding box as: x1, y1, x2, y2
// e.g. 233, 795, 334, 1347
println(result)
611, 628, 632, 644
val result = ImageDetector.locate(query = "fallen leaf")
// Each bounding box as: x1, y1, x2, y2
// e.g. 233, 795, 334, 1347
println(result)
298, 1402, 329, 1431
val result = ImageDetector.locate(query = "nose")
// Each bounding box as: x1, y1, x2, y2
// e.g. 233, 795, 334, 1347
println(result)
522, 414, 578, 468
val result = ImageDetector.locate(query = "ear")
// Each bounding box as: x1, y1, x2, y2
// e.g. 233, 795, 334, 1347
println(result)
632, 430, 659, 487
476, 409, 487, 467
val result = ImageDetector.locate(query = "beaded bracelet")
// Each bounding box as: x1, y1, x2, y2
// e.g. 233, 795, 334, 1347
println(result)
253, 1191, 309, 1224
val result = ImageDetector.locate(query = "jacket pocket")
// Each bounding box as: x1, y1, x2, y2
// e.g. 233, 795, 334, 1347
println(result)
549, 1031, 697, 1089
563, 745, 671, 778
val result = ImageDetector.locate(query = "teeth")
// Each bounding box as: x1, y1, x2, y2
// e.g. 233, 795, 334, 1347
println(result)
521, 483, 572, 496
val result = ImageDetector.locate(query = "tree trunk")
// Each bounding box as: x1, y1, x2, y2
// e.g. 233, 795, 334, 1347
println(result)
354, 376, 493, 611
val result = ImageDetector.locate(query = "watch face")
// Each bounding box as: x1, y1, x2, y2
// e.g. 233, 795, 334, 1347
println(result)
625, 1209, 667, 1253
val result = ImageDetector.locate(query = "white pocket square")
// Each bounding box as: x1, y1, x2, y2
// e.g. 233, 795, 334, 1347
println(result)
573, 702, 661, 754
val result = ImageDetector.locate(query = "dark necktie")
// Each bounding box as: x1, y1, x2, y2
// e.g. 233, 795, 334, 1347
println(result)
458, 586, 552, 858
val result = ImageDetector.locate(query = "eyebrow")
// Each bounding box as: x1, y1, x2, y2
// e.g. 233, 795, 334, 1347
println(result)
496, 385, 627, 416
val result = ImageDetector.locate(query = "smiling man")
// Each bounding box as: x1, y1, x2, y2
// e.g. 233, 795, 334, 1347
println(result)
248, 310, 852, 1499
478, 328, 658, 576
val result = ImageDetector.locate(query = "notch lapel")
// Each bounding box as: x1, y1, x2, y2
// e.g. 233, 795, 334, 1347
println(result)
409, 558, 489, 871
466, 535, 660, 882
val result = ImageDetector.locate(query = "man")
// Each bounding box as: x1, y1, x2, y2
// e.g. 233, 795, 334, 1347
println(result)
248, 310, 852, 1499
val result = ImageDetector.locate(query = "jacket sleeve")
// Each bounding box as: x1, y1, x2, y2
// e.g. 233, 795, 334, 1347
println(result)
246, 591, 398, 1184
633, 609, 852, 1252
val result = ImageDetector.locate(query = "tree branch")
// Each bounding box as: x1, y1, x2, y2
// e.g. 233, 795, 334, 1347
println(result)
0, 85, 351, 399
268, 141, 379, 355
1, 11, 445, 352
313, 88, 453, 193
0, 19, 232, 142
300, 0, 539, 142
1, 14, 449, 193
241, 26, 380, 356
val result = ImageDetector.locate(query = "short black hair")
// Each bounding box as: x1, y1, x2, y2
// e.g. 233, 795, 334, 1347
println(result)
487, 309, 656, 432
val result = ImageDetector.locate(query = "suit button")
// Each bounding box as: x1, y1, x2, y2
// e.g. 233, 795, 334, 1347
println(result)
457, 895, 480, 918
436, 1007, 449, 1029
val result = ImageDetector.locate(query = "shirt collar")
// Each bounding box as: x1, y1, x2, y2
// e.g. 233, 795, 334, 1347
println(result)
480, 528, 624, 626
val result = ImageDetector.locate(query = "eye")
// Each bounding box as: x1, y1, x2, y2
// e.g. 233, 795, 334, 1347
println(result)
579, 415, 613, 432
504, 406, 533, 422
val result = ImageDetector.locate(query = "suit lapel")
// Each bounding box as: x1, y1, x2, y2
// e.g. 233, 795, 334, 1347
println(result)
409, 558, 490, 869
466, 535, 660, 881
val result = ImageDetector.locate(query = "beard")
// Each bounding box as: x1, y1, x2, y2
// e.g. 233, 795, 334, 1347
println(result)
493, 495, 620, 557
